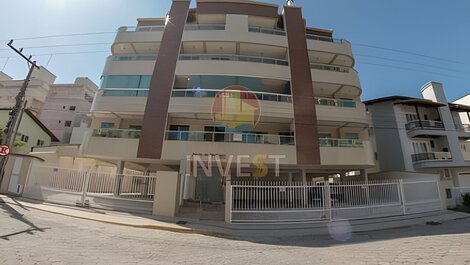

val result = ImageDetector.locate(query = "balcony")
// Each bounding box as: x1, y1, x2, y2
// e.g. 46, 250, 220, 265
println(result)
411, 152, 452, 163
171, 89, 291, 103
248, 26, 286, 36
315, 97, 356, 108
92, 128, 140, 139
319, 138, 363, 148
306, 34, 343, 43
165, 131, 295, 146
405, 120, 445, 131
456, 124, 470, 132
118, 24, 226, 32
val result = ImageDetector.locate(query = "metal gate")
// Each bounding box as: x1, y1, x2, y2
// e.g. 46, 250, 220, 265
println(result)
229, 180, 442, 223
23, 165, 157, 213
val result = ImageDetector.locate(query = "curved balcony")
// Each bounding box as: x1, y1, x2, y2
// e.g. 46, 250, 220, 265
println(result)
171, 89, 292, 103
165, 131, 295, 145
412, 152, 452, 163
104, 54, 356, 78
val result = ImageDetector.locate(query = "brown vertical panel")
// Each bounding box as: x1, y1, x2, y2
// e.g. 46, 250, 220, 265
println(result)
284, 6, 321, 165
137, 0, 191, 159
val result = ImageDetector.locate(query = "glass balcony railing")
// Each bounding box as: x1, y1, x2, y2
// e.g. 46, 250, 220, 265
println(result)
92, 128, 141, 139
118, 26, 165, 32
118, 24, 225, 32
101, 89, 149, 97
178, 54, 289, 66
315, 97, 357, 108
91, 129, 364, 149
165, 131, 295, 145
112, 55, 157, 61
311, 63, 350, 73
319, 138, 363, 148
305, 34, 343, 43
171, 89, 292, 103
109, 54, 353, 73
184, 24, 225, 30
248, 26, 287, 36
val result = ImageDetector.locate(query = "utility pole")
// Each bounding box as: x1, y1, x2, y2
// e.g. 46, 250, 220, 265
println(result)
0, 40, 40, 187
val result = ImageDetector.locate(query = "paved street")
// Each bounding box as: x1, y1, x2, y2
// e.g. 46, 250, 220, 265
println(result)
1, 201, 470, 265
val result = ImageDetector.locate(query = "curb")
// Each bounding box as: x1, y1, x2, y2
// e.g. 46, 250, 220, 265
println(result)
1, 198, 230, 239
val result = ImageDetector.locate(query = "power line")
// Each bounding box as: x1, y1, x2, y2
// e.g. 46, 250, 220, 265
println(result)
0, 50, 110, 59
358, 62, 465, 79
355, 54, 465, 73
353, 43, 464, 65
0, 32, 116, 42
0, 43, 111, 51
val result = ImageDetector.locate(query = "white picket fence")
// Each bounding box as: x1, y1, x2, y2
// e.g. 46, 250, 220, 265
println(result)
230, 180, 442, 223
23, 165, 157, 213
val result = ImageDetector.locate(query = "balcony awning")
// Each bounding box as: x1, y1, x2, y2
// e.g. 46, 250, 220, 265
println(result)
449, 103, 470, 112
394, 98, 446, 107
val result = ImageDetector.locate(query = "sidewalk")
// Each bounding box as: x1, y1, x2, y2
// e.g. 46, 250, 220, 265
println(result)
1, 194, 469, 238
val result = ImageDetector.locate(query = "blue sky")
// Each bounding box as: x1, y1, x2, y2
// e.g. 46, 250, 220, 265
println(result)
0, 0, 469, 101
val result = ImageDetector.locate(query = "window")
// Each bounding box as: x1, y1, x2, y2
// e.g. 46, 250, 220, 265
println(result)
344, 133, 359, 140
100, 122, 115, 129
21, 135, 29, 143
129, 125, 142, 130
37, 139, 44, 146
69, 106, 76, 111
405, 113, 418, 123
318, 133, 332, 139
204, 126, 225, 142
168, 125, 189, 140
64, 121, 72, 127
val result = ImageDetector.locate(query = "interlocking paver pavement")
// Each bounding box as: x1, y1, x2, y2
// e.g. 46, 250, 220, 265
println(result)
1, 201, 470, 265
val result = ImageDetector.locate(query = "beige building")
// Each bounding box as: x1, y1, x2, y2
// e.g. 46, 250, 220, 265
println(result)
38, 78, 97, 144
0, 67, 56, 115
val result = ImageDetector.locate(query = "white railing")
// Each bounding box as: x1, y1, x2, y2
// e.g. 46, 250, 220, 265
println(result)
23, 165, 157, 210
229, 179, 442, 223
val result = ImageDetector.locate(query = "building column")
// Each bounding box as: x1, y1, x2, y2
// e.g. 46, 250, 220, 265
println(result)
153, 171, 180, 217
414, 104, 422, 127
113, 161, 125, 196
137, 0, 191, 159
284, 5, 321, 166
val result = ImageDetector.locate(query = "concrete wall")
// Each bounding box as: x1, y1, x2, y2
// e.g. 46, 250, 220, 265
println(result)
367, 102, 407, 172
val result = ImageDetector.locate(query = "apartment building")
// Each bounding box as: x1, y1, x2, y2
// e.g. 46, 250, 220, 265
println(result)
366, 82, 470, 205
80, 0, 372, 209
0, 67, 56, 115
38, 78, 97, 144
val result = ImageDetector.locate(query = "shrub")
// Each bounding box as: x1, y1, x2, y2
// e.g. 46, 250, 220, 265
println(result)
462, 193, 470, 207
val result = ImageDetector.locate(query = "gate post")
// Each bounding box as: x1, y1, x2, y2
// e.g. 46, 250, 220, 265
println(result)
224, 178, 232, 224
399, 180, 407, 215
80, 170, 91, 207
324, 183, 332, 220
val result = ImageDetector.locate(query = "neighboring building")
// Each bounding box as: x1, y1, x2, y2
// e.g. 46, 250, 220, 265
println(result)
78, 0, 372, 215
366, 81, 470, 204
0, 108, 59, 153
0, 67, 56, 115
38, 77, 98, 144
